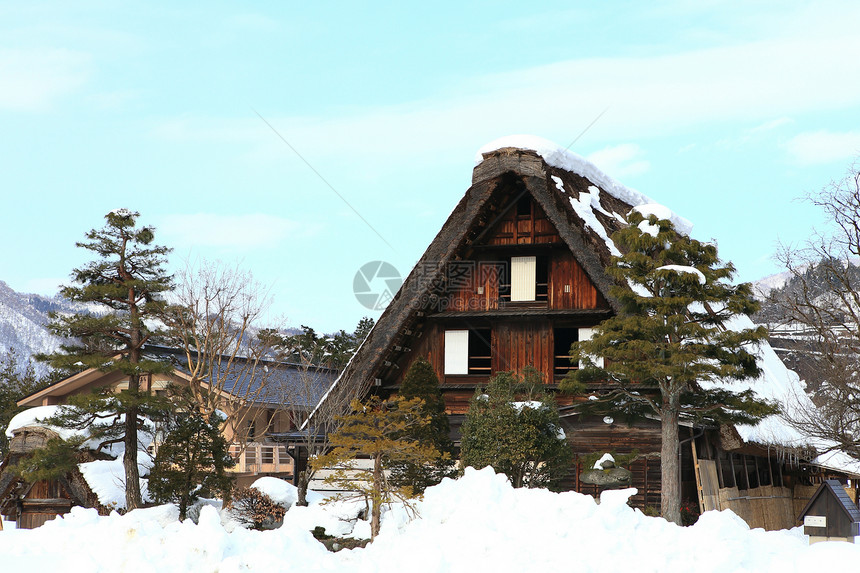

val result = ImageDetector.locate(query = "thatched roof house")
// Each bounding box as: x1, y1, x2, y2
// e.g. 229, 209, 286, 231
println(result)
313, 135, 860, 529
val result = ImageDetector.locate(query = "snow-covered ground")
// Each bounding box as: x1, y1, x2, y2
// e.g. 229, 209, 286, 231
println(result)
2, 467, 859, 572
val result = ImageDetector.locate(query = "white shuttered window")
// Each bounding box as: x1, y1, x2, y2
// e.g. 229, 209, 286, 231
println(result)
577, 327, 605, 368
510, 256, 536, 302
444, 330, 469, 375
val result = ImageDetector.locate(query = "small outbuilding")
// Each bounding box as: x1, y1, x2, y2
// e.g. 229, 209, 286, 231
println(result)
798, 479, 860, 544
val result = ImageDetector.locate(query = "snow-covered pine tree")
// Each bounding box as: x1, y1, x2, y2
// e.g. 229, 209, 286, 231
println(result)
560, 210, 776, 525
39, 209, 174, 510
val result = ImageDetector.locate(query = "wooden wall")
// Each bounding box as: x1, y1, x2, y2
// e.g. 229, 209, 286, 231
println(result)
549, 252, 608, 310
395, 320, 565, 390
563, 416, 665, 510
491, 321, 553, 377
445, 257, 504, 312
16, 479, 73, 529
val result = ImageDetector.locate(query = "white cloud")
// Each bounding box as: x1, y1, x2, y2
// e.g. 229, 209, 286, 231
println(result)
158, 213, 314, 250
0, 48, 92, 111
748, 117, 794, 134
785, 131, 860, 165
586, 144, 650, 177
152, 27, 860, 166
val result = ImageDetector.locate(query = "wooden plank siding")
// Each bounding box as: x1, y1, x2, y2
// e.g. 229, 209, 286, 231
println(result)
549, 251, 609, 310
17, 479, 74, 529
444, 257, 504, 312
562, 415, 664, 510
484, 198, 562, 246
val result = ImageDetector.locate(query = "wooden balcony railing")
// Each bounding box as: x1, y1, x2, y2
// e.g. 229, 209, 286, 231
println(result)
228, 442, 294, 476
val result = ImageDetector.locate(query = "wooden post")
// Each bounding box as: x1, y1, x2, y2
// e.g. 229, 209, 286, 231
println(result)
691, 433, 705, 514
728, 453, 737, 489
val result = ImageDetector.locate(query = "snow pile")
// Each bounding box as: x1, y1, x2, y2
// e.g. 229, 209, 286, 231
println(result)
3, 467, 860, 572
476, 135, 693, 235
249, 476, 324, 508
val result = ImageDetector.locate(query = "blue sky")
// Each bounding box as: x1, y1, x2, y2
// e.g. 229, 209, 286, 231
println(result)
3, 1, 860, 332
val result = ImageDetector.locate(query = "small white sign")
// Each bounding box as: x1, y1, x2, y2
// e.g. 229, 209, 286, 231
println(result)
804, 515, 827, 528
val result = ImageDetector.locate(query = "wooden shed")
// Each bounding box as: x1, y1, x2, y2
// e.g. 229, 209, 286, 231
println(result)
799, 479, 860, 543
0, 426, 105, 529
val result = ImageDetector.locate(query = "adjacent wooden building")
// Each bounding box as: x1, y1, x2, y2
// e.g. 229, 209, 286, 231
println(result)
1, 352, 336, 528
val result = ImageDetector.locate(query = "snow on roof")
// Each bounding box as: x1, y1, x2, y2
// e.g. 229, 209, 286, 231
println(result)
476, 135, 693, 235
553, 175, 622, 257
701, 314, 860, 475
6, 405, 86, 441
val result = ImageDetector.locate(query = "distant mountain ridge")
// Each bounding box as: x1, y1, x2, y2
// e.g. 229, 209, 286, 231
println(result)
0, 280, 77, 375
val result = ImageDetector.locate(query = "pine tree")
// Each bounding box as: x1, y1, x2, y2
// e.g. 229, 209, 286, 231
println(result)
148, 409, 235, 521
389, 357, 455, 493
311, 396, 445, 539
560, 210, 777, 524
39, 209, 173, 510
460, 367, 570, 490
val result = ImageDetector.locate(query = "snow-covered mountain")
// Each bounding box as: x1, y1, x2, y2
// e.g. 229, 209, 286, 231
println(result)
0, 280, 76, 375
751, 270, 793, 299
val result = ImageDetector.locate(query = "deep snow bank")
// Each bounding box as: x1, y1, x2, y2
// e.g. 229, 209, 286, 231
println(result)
2, 467, 859, 572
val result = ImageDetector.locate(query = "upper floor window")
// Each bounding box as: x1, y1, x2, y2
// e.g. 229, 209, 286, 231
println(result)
509, 256, 548, 302
444, 328, 492, 375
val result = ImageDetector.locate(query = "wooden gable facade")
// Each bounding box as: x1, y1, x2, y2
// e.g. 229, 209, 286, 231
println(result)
323, 145, 860, 528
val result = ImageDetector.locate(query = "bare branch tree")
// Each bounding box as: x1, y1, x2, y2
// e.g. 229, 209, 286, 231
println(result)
769, 162, 860, 461
272, 341, 354, 506
164, 260, 281, 449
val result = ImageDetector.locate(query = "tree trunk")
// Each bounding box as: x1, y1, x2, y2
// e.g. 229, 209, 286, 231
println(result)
297, 469, 309, 507
124, 373, 142, 511
125, 282, 143, 512
370, 452, 382, 539
123, 412, 142, 510
660, 393, 681, 525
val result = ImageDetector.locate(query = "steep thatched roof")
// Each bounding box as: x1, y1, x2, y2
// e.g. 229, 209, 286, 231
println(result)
310, 139, 677, 421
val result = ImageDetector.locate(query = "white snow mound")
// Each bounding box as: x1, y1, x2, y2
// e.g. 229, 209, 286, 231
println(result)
4, 467, 860, 571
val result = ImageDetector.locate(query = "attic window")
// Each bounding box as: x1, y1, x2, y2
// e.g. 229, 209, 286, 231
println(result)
516, 194, 532, 217
444, 330, 469, 375
510, 256, 536, 301
468, 328, 491, 375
